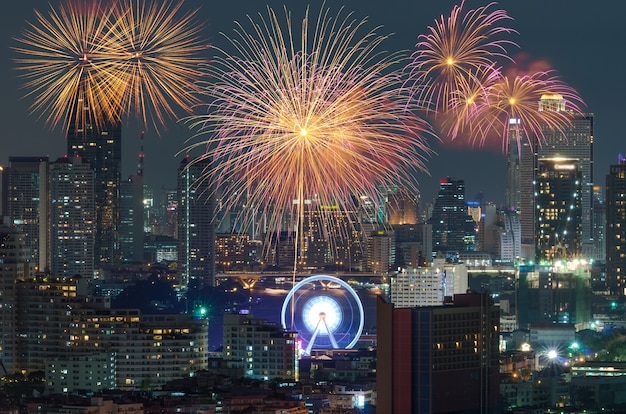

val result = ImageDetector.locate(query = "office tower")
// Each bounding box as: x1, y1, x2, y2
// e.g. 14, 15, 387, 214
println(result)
67, 116, 122, 265
535, 158, 582, 262
592, 185, 606, 262
606, 156, 626, 295
0, 224, 30, 374
517, 263, 591, 328
6, 156, 49, 271
390, 256, 468, 307
506, 118, 535, 258
536, 95, 594, 256
386, 188, 419, 225
118, 140, 145, 263
177, 156, 215, 288
49, 156, 95, 278
429, 177, 474, 257
223, 312, 298, 381
377, 293, 500, 413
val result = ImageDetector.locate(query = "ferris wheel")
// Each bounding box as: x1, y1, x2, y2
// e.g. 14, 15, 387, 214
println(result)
281, 275, 364, 355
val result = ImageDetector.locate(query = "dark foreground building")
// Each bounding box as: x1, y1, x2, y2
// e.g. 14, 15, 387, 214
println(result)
377, 293, 500, 413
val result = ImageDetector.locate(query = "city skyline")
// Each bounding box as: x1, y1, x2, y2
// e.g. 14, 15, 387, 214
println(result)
0, 0, 624, 205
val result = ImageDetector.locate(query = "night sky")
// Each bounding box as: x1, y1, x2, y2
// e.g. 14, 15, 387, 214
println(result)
0, 0, 623, 205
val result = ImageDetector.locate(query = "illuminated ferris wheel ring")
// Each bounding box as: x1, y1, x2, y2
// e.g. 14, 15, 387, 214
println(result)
281, 275, 364, 354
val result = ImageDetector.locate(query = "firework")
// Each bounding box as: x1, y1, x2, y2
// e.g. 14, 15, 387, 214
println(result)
442, 63, 501, 141
105, 0, 207, 131
408, 0, 516, 112
14, 1, 118, 132
470, 70, 585, 149
186, 4, 433, 245
14, 0, 207, 133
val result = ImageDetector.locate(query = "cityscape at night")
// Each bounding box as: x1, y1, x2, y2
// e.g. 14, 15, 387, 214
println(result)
0, 0, 625, 413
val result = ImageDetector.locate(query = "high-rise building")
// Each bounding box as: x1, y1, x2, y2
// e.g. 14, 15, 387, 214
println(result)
118, 138, 145, 263
49, 156, 95, 279
390, 256, 468, 307
6, 156, 49, 271
367, 229, 394, 274
377, 293, 500, 413
386, 188, 419, 225
506, 118, 535, 258
0, 224, 30, 374
223, 312, 299, 381
606, 156, 626, 295
517, 263, 592, 328
535, 158, 583, 262
67, 116, 122, 266
69, 309, 208, 390
177, 156, 215, 288
537, 95, 594, 256
592, 185, 606, 262
429, 177, 474, 257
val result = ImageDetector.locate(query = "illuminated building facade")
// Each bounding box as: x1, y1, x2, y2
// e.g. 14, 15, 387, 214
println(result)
49, 156, 95, 278
68, 309, 208, 390
386, 187, 419, 225
592, 185, 606, 261
5, 156, 49, 271
606, 156, 626, 295
367, 230, 394, 274
14, 276, 93, 373
390, 256, 468, 307
377, 293, 500, 413
223, 312, 298, 381
177, 156, 215, 288
534, 158, 582, 262
46, 352, 116, 394
429, 177, 474, 257
537, 96, 594, 256
67, 118, 122, 266
215, 233, 261, 271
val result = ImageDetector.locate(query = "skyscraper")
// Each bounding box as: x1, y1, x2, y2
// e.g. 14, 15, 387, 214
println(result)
377, 293, 500, 413
535, 158, 582, 262
537, 95, 594, 256
49, 156, 95, 278
606, 155, 626, 295
6, 156, 49, 271
429, 177, 473, 257
67, 116, 122, 266
177, 156, 215, 288
118, 136, 145, 263
387, 187, 419, 225
0, 224, 30, 374
506, 118, 535, 258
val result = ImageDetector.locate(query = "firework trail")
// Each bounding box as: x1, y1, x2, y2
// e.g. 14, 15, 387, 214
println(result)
14, 0, 207, 133
105, 0, 206, 131
469, 70, 585, 150
408, 0, 517, 113
409, 1, 585, 152
186, 4, 434, 254
14, 1, 117, 132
